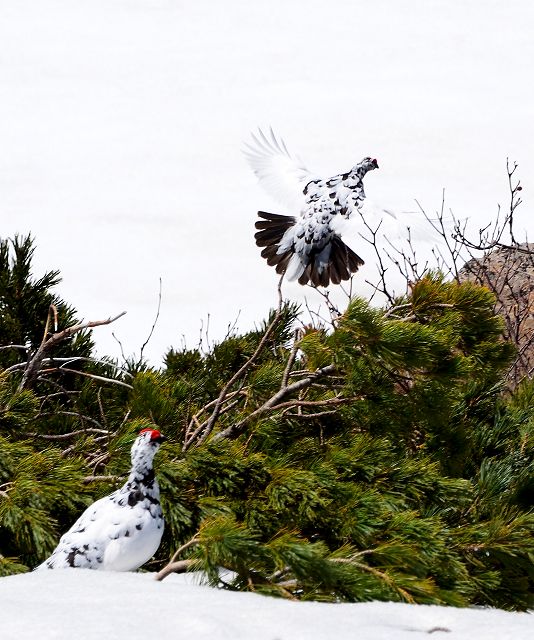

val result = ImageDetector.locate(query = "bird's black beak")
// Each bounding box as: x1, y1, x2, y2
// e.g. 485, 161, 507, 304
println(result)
372, 158, 379, 169
153, 434, 166, 444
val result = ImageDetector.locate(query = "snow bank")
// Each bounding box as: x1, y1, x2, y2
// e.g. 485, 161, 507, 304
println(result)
0, 571, 531, 640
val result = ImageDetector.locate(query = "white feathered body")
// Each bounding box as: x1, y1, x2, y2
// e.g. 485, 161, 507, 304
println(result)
245, 129, 378, 287
36, 429, 165, 571
278, 166, 371, 282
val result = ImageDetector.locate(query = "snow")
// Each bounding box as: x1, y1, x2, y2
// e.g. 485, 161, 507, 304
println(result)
0, 571, 531, 640
0, 1, 533, 363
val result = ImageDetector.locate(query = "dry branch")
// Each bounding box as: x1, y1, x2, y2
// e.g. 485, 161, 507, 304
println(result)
155, 536, 200, 581
212, 363, 337, 442
183, 281, 285, 451
18, 310, 126, 391
25, 427, 110, 439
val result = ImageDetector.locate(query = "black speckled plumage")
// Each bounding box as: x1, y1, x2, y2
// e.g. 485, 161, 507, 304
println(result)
244, 129, 378, 287
36, 429, 165, 571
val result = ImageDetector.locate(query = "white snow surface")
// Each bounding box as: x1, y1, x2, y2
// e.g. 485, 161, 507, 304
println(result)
0, 571, 531, 640
1, 1, 533, 363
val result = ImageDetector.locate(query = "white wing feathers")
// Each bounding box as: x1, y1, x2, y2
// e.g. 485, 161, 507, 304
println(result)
243, 128, 317, 211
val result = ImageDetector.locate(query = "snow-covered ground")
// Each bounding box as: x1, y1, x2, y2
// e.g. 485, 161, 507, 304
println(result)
0, 571, 531, 640
1, 1, 533, 363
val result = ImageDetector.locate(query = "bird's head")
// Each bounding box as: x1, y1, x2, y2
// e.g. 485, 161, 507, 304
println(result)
354, 157, 379, 176
131, 428, 166, 465
139, 427, 166, 445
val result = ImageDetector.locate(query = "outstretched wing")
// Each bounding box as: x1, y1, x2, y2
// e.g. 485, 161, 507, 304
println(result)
243, 128, 319, 211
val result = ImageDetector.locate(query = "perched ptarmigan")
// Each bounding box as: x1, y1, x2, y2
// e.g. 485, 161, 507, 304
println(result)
36, 428, 165, 571
244, 129, 379, 287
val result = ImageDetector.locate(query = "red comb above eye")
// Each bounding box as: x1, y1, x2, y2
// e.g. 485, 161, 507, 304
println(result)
139, 428, 162, 440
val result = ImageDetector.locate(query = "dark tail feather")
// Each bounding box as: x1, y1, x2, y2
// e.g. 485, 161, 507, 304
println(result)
254, 211, 295, 249
257, 211, 294, 222
330, 236, 364, 278
254, 211, 364, 288
299, 236, 364, 287
255, 211, 295, 269
255, 227, 288, 246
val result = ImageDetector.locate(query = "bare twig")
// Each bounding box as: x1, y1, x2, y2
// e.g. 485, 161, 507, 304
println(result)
281, 329, 302, 388
140, 277, 163, 362
40, 367, 133, 389
0, 344, 28, 353
19, 310, 126, 391
25, 423, 108, 436
154, 559, 196, 582
82, 475, 122, 484
212, 363, 336, 442
155, 536, 201, 581
183, 278, 286, 450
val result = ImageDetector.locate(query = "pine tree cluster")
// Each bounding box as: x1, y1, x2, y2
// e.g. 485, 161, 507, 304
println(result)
0, 235, 532, 609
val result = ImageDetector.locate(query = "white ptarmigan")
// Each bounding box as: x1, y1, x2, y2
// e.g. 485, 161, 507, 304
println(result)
36, 428, 165, 571
244, 128, 379, 288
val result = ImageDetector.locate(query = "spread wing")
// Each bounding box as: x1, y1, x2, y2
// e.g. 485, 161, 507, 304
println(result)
243, 128, 319, 211
332, 198, 443, 252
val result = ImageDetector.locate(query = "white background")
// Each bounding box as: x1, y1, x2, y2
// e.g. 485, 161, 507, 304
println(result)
1, 1, 532, 363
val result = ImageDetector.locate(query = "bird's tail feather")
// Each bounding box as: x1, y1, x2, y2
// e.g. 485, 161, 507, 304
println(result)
299, 236, 364, 287
255, 211, 364, 287
255, 211, 296, 274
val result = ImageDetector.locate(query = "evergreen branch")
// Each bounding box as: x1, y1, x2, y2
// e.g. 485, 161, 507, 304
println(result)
18, 311, 126, 391
184, 306, 285, 450
212, 364, 336, 442
384, 303, 455, 320
331, 557, 416, 603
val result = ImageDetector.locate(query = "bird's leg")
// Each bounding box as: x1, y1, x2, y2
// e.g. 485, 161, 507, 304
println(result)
277, 272, 285, 311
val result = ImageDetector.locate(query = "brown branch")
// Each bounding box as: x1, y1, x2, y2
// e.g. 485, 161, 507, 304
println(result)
284, 410, 338, 420
275, 396, 360, 411
184, 290, 285, 450
42, 367, 133, 389
140, 277, 162, 361
281, 329, 302, 388
155, 536, 201, 581
97, 387, 108, 430
154, 559, 196, 582
29, 411, 105, 428
82, 475, 122, 484
212, 363, 337, 442
0, 344, 28, 352
25, 427, 109, 439
184, 389, 244, 443
18, 310, 126, 391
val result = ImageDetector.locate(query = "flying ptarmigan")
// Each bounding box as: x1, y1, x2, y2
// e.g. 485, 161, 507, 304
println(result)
37, 428, 165, 571
244, 129, 379, 287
